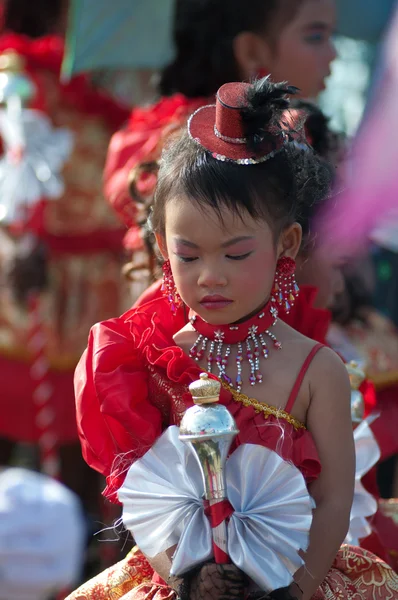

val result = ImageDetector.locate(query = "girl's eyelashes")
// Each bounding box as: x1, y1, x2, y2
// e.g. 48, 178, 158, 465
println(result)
226, 252, 253, 261
174, 252, 253, 263
175, 255, 198, 263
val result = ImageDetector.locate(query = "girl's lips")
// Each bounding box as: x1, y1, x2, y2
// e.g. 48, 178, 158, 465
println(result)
200, 296, 233, 310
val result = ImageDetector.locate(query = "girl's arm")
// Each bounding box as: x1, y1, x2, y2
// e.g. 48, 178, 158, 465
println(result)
295, 347, 355, 600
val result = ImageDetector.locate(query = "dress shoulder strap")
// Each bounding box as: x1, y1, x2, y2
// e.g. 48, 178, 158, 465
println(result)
284, 343, 324, 414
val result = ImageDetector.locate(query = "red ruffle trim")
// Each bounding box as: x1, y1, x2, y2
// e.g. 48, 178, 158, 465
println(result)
75, 296, 321, 503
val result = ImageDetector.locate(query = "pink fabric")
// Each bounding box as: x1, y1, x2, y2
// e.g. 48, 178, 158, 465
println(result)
318, 7, 398, 256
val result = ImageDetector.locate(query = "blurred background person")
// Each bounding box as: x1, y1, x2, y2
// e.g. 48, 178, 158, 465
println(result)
318, 3, 398, 507
0, 0, 132, 577
0, 467, 85, 600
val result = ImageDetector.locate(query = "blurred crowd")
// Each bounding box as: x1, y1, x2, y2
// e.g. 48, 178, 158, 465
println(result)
0, 0, 398, 598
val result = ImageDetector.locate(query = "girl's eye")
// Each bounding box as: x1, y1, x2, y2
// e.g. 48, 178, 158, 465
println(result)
304, 33, 326, 44
226, 252, 253, 261
175, 255, 198, 263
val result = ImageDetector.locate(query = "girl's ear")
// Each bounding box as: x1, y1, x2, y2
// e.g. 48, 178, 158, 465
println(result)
233, 31, 272, 80
277, 222, 302, 260
155, 233, 168, 260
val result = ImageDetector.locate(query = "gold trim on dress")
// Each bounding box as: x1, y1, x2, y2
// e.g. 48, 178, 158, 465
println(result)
221, 380, 306, 430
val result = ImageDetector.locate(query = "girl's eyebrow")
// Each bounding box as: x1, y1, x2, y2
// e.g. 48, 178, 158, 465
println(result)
221, 236, 254, 248
303, 22, 331, 31
174, 236, 254, 249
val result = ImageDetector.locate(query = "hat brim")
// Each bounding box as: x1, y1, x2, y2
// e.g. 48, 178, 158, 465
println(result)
188, 105, 283, 163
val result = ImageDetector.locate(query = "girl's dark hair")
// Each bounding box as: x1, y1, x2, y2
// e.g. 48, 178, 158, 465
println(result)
3, 0, 65, 37
152, 79, 333, 244
159, 0, 300, 97
291, 99, 346, 161
289, 100, 346, 252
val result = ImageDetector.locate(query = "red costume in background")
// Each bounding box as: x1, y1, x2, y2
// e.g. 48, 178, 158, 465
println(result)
104, 94, 206, 247
103, 94, 208, 303
0, 33, 130, 446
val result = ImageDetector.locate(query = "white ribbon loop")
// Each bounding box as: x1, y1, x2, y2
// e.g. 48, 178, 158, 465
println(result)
227, 445, 314, 590
119, 426, 313, 592
345, 417, 381, 545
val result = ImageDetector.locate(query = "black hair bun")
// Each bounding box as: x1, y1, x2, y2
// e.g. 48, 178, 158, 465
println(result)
240, 77, 299, 152
290, 99, 330, 157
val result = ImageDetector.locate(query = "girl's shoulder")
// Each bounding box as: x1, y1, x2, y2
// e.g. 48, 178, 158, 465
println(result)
278, 319, 350, 395
308, 343, 351, 390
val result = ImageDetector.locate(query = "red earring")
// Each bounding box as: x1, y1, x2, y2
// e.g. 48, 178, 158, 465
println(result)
256, 68, 269, 80
161, 259, 183, 314
271, 257, 299, 314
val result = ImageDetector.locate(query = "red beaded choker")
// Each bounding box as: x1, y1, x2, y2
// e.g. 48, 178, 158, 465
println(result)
189, 302, 281, 391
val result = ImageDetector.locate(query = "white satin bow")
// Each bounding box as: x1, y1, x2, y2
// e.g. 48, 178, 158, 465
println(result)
118, 426, 313, 592
345, 416, 381, 545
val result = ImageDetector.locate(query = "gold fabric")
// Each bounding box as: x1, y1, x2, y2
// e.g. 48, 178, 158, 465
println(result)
68, 546, 398, 600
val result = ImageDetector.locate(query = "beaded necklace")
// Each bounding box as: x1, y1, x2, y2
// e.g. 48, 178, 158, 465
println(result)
189, 302, 281, 391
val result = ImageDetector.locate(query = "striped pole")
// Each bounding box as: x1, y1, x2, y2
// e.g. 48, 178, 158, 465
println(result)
204, 497, 234, 563
28, 293, 60, 479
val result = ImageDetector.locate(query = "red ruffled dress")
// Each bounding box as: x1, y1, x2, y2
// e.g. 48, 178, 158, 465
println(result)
134, 282, 398, 567
70, 296, 398, 599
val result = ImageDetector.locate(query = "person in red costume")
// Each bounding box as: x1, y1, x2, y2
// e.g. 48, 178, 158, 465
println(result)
69, 78, 398, 600
104, 0, 336, 300
0, 0, 130, 522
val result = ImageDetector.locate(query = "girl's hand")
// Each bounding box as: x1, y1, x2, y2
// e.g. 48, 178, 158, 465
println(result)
189, 563, 245, 600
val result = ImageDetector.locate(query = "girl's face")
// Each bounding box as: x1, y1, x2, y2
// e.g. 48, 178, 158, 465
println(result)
266, 0, 336, 99
160, 196, 300, 325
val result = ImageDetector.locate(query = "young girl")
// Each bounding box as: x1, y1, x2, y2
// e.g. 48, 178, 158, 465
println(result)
104, 0, 336, 300
71, 80, 398, 599
132, 98, 398, 568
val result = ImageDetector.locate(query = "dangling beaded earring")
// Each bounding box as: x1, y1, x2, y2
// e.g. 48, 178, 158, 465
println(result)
271, 257, 300, 314
161, 259, 182, 314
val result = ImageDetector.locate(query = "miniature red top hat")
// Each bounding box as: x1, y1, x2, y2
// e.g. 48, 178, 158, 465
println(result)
188, 81, 287, 165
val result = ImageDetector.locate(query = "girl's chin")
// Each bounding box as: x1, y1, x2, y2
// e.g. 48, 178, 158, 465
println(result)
194, 304, 264, 325
193, 304, 235, 324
